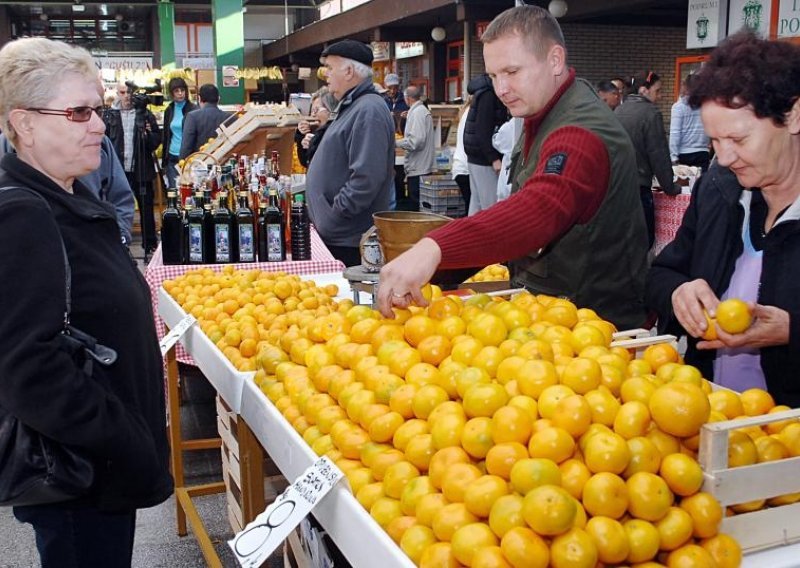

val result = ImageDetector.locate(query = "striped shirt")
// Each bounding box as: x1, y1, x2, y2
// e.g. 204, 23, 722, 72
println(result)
669, 97, 709, 162
120, 108, 136, 172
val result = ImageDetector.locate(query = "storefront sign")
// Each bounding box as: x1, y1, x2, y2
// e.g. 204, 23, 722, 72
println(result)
222, 65, 240, 87
475, 21, 491, 39
371, 42, 390, 62
93, 55, 153, 72
182, 57, 215, 70
686, 0, 728, 48
728, 0, 772, 37
778, 0, 800, 37
395, 42, 424, 60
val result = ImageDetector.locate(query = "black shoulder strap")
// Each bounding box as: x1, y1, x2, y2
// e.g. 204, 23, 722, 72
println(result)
0, 186, 71, 328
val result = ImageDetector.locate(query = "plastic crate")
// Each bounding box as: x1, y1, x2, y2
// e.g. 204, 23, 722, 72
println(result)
420, 176, 466, 218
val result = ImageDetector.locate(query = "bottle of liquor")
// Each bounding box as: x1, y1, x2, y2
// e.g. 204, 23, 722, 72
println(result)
265, 188, 286, 262
235, 191, 256, 263
161, 190, 183, 264
212, 191, 234, 264
186, 196, 206, 264
202, 201, 215, 264
290, 193, 311, 261
257, 203, 268, 262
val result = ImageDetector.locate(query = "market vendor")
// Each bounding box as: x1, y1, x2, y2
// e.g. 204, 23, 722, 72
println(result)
377, 5, 649, 330
646, 32, 800, 407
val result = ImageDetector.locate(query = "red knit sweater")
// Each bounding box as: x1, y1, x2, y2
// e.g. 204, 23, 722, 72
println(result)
430, 70, 611, 269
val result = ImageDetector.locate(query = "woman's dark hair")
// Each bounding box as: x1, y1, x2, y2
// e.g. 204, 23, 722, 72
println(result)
688, 31, 800, 126
629, 71, 660, 94
167, 77, 189, 95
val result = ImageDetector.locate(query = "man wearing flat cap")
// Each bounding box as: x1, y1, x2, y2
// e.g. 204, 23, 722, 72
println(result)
305, 39, 395, 267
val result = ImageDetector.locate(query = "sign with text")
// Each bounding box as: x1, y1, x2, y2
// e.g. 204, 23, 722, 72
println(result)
778, 0, 800, 37
475, 21, 491, 39
395, 42, 424, 60
686, 0, 728, 48
93, 56, 153, 72
728, 0, 772, 37
229, 456, 343, 567
159, 314, 196, 356
372, 42, 391, 62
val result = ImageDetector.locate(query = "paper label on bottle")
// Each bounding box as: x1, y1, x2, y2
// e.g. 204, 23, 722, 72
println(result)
228, 456, 343, 567
215, 225, 230, 262
188, 224, 203, 262
238, 224, 255, 262
267, 223, 283, 262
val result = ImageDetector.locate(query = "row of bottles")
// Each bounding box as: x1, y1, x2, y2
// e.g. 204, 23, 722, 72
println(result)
161, 187, 311, 265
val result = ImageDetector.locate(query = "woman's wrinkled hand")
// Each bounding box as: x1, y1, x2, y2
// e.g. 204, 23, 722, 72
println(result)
697, 304, 790, 350
671, 279, 719, 338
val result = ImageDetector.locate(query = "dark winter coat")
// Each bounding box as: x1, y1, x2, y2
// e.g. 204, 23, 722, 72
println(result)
647, 163, 800, 407
0, 154, 173, 512
103, 107, 161, 182
161, 99, 197, 167
464, 74, 507, 166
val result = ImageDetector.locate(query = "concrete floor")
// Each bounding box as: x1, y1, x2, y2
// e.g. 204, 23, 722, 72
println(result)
0, 237, 283, 567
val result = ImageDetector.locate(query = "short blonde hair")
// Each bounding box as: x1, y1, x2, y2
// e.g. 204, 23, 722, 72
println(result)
0, 38, 97, 146
482, 5, 566, 60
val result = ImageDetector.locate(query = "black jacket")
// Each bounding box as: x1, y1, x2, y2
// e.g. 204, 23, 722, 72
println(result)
179, 103, 231, 159
103, 107, 161, 182
646, 163, 800, 406
0, 154, 173, 511
294, 123, 330, 168
464, 74, 507, 166
161, 100, 197, 167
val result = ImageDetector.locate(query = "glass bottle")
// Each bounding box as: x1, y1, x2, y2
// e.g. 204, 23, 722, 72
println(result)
161, 190, 183, 264
265, 188, 286, 262
186, 197, 206, 264
212, 191, 234, 264
257, 204, 268, 262
202, 202, 215, 264
290, 193, 311, 261
235, 191, 256, 263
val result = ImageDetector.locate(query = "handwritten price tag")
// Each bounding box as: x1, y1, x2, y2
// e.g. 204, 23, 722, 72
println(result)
159, 314, 196, 356
229, 456, 343, 567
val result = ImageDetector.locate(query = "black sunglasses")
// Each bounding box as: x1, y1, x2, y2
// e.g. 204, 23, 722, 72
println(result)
25, 106, 104, 123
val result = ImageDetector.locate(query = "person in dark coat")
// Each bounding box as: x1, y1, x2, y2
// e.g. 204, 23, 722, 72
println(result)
647, 32, 800, 406
179, 83, 230, 160
464, 73, 508, 214
104, 82, 161, 254
161, 77, 197, 189
0, 37, 172, 568
294, 86, 336, 168
615, 71, 681, 248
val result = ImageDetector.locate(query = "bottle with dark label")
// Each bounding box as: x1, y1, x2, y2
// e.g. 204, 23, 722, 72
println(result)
186, 195, 206, 264
202, 201, 214, 264
212, 191, 234, 263
265, 188, 285, 262
257, 203, 268, 262
235, 191, 256, 263
161, 190, 183, 264
290, 193, 311, 261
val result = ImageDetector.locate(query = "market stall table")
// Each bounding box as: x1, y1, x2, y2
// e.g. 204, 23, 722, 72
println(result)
145, 225, 345, 365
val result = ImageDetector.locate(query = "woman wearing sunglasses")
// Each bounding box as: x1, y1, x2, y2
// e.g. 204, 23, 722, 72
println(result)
615, 70, 682, 249
0, 38, 172, 567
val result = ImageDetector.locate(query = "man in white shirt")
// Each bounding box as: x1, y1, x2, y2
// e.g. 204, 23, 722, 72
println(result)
395, 86, 435, 211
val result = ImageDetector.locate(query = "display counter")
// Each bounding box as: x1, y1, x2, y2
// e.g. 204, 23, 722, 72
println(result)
145, 226, 344, 365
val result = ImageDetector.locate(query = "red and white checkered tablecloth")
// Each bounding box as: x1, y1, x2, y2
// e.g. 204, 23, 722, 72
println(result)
146, 225, 344, 364
653, 192, 692, 256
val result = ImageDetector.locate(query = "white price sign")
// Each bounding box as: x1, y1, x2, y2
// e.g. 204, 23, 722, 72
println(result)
158, 314, 196, 356
229, 456, 343, 567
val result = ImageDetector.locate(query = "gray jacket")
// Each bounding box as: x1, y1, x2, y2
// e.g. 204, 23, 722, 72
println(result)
0, 134, 134, 244
179, 104, 231, 159
614, 94, 677, 193
396, 100, 435, 177
305, 79, 395, 248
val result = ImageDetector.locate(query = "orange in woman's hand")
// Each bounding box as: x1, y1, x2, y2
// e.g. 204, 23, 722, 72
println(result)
715, 298, 752, 334
701, 310, 718, 341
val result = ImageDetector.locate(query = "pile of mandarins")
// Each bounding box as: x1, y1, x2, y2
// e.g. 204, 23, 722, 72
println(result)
165, 269, 798, 568
464, 264, 510, 283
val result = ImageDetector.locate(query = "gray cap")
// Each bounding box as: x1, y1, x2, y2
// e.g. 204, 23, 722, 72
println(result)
384, 73, 400, 86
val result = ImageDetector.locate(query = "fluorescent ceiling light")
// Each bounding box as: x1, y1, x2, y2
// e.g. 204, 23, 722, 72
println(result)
72, 4, 85, 12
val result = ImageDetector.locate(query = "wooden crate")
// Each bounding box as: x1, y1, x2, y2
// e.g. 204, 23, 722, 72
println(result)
217, 395, 245, 533
698, 408, 800, 552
